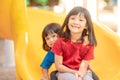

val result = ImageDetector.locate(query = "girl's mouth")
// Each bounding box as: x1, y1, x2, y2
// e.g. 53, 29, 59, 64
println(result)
72, 25, 80, 29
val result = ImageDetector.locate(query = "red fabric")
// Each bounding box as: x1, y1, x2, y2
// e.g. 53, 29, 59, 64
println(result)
51, 38, 94, 70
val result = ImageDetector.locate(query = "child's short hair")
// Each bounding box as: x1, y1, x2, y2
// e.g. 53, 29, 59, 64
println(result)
42, 23, 61, 51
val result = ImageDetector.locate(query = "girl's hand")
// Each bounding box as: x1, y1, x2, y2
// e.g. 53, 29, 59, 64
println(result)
74, 71, 82, 80
78, 71, 84, 78
78, 76, 82, 80
74, 72, 79, 80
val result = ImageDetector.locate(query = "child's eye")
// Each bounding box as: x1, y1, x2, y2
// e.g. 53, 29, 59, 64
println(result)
71, 17, 75, 20
79, 18, 85, 21
52, 34, 57, 38
70, 16, 76, 19
52, 35, 55, 37
79, 19, 83, 21
45, 37, 50, 41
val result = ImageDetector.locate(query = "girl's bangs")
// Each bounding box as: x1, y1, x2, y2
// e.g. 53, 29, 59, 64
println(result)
45, 30, 54, 37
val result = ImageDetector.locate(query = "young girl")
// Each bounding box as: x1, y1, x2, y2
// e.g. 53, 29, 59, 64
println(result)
51, 6, 97, 80
40, 23, 61, 80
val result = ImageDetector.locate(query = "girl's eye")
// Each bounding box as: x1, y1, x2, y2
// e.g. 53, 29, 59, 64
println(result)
79, 19, 83, 21
71, 17, 75, 20
52, 35, 55, 37
45, 37, 50, 41
52, 34, 57, 38
70, 16, 76, 19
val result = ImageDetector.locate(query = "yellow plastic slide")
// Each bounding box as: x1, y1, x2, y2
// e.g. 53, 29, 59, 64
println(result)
1, 0, 120, 80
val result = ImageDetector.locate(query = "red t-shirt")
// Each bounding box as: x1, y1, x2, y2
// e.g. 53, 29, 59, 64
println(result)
51, 38, 94, 70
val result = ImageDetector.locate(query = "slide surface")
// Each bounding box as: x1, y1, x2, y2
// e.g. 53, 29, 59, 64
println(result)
1, 0, 120, 80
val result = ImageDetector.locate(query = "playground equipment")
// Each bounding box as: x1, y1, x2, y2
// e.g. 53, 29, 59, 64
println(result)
0, 0, 120, 80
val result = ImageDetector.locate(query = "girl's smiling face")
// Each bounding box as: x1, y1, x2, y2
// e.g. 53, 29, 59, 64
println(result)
68, 13, 87, 34
45, 32, 58, 48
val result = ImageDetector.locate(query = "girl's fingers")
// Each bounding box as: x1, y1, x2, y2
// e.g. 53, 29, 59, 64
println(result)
75, 73, 79, 80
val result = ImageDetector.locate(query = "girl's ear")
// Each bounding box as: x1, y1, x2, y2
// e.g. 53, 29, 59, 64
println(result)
84, 27, 87, 29
83, 29, 89, 36
84, 25, 89, 35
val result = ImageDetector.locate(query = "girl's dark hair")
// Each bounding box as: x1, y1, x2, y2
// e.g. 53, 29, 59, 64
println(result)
60, 6, 97, 46
42, 23, 61, 51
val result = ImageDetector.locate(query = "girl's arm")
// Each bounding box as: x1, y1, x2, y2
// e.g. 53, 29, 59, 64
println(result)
78, 60, 89, 78
40, 68, 49, 80
55, 54, 82, 80
40, 51, 54, 80
55, 54, 77, 74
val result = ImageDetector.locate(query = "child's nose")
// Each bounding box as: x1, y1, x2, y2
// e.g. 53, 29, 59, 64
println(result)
74, 19, 80, 24
49, 38, 54, 41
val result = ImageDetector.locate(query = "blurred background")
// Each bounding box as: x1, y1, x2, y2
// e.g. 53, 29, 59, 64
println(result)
26, 0, 119, 32
0, 0, 120, 79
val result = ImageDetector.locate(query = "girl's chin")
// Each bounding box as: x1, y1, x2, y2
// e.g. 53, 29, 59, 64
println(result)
71, 31, 81, 34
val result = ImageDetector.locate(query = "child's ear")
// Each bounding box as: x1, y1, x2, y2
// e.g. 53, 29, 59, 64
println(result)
86, 29, 89, 35
84, 26, 87, 29
84, 26, 88, 30
84, 26, 89, 35
83, 29, 89, 37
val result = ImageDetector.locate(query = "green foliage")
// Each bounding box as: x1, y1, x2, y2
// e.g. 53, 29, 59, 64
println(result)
26, 0, 30, 6
34, 0, 48, 6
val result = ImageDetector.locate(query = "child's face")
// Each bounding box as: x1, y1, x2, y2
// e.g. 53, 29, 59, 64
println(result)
45, 32, 58, 48
68, 13, 87, 34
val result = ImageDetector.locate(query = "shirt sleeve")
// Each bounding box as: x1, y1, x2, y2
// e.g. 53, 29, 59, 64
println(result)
51, 38, 63, 56
40, 51, 54, 69
83, 46, 94, 60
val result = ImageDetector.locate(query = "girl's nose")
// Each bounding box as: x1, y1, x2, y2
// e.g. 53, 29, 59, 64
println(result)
74, 19, 80, 25
49, 38, 53, 42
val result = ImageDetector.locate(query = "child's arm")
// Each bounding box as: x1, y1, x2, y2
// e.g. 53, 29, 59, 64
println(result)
55, 54, 79, 77
40, 51, 54, 80
79, 35, 90, 77
78, 60, 89, 78
40, 69, 49, 80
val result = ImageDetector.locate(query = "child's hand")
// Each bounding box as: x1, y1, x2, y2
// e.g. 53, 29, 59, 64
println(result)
78, 77, 82, 80
40, 77, 49, 80
74, 71, 82, 80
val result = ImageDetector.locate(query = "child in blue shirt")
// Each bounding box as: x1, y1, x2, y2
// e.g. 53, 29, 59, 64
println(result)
40, 23, 61, 80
